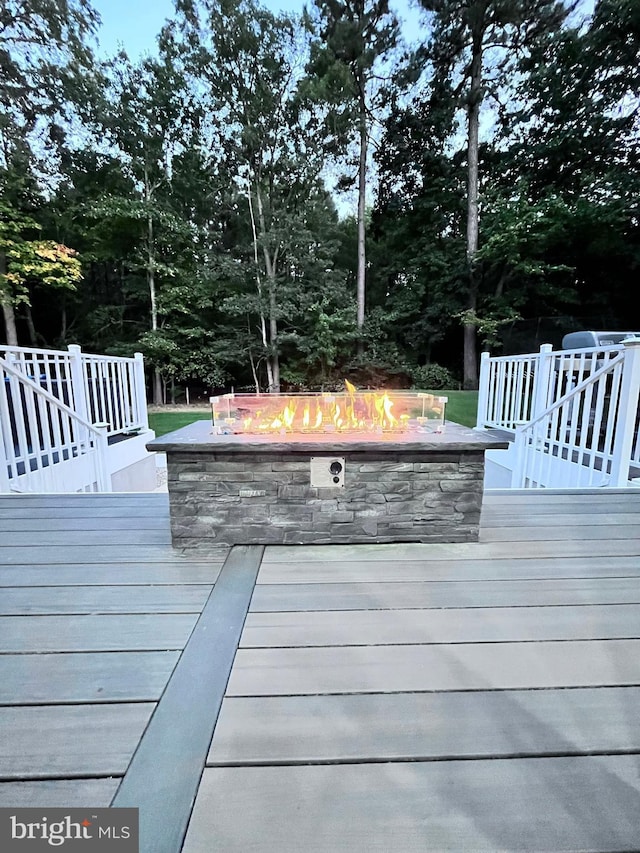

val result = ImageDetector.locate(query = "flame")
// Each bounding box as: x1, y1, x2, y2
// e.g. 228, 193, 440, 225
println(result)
230, 382, 405, 434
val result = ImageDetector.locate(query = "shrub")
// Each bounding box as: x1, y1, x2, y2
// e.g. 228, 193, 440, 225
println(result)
410, 363, 458, 390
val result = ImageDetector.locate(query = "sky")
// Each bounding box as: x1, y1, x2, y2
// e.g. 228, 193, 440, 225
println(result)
90, 0, 425, 58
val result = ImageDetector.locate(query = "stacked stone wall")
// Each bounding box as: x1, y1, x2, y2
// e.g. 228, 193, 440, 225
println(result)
167, 450, 485, 547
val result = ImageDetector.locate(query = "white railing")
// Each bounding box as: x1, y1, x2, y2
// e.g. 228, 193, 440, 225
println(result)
0, 355, 111, 493
482, 339, 640, 489
477, 343, 627, 433
0, 344, 148, 438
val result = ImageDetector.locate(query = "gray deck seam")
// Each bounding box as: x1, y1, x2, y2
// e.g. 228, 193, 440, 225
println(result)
226, 683, 640, 697
238, 637, 640, 649
247, 603, 640, 612
110, 545, 263, 853
207, 748, 640, 768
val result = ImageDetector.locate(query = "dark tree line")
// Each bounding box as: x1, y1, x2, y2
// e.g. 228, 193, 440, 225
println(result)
1, 0, 638, 399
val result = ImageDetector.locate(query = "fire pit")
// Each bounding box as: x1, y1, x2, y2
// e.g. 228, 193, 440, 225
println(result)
147, 387, 507, 547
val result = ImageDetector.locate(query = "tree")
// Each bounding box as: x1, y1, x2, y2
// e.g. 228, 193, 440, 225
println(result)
0, 201, 82, 345
304, 0, 400, 353
88, 50, 201, 401
418, 0, 570, 387
0, 0, 98, 344
168, 0, 338, 392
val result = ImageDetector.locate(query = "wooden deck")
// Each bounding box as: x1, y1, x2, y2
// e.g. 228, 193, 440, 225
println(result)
2, 489, 640, 851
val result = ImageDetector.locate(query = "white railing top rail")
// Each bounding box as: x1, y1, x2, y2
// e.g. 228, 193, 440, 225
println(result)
0, 344, 71, 358
486, 343, 625, 365
0, 344, 140, 364
81, 353, 141, 364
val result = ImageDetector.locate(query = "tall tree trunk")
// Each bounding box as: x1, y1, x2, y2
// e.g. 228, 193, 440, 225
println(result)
23, 304, 37, 347
0, 253, 18, 346
254, 181, 280, 392
148, 233, 162, 405
247, 183, 275, 392
268, 281, 280, 392
356, 85, 367, 357
247, 317, 260, 394
145, 164, 163, 406
60, 297, 67, 341
463, 32, 483, 391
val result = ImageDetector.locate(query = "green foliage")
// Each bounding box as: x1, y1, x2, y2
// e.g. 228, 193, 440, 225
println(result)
0, 201, 81, 302
410, 362, 458, 390
2, 0, 639, 398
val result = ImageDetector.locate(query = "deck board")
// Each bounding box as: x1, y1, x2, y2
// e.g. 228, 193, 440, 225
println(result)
250, 577, 640, 611
239, 603, 640, 647
5, 516, 171, 531
0, 651, 180, 705
183, 757, 640, 853
256, 556, 640, 584
209, 686, 640, 765
226, 639, 640, 695
0, 545, 215, 564
0, 613, 198, 652
0, 704, 154, 778
0, 584, 212, 615
0, 563, 221, 587
0, 779, 120, 808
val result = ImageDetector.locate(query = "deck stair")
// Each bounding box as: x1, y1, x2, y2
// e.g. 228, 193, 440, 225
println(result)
1, 345, 154, 493
477, 338, 640, 488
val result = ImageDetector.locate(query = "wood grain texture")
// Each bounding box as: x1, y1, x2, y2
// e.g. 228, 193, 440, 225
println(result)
0, 778, 120, 808
209, 687, 640, 765
250, 577, 640, 611
0, 651, 180, 705
0, 563, 221, 587
226, 639, 640, 695
239, 604, 640, 647
0, 703, 154, 778
183, 757, 640, 852
0, 614, 198, 652
256, 556, 640, 584
262, 538, 640, 564
0, 584, 212, 615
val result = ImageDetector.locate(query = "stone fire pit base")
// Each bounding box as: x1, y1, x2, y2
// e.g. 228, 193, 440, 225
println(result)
147, 421, 507, 547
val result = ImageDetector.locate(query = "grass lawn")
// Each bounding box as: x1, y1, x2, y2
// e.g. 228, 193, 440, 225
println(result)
148, 391, 478, 437
440, 390, 478, 428
148, 410, 211, 437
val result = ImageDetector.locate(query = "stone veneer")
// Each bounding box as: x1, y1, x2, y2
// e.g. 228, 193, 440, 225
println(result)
148, 421, 507, 547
